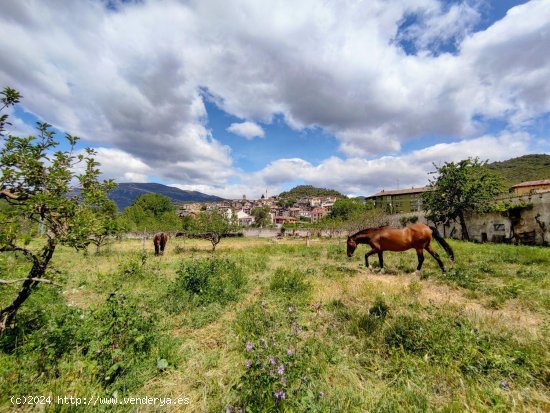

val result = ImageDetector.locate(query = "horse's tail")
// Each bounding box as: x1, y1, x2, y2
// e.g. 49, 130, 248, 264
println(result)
429, 226, 455, 263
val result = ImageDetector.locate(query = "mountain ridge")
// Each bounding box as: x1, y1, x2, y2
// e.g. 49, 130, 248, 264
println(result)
108, 182, 224, 210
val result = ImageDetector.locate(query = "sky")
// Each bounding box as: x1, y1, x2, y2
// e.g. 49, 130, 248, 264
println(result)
1, 0, 549, 199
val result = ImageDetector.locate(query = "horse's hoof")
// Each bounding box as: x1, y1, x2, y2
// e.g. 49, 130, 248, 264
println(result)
415, 270, 421, 276
379, 268, 385, 274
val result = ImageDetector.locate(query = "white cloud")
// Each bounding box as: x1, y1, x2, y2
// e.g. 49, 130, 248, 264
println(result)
243, 132, 533, 196
2, 107, 36, 138
227, 121, 265, 139
0, 0, 548, 196
396, 1, 482, 53
78, 147, 151, 183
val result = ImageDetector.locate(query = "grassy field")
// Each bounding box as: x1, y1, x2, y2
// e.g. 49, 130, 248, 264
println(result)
1, 236, 549, 412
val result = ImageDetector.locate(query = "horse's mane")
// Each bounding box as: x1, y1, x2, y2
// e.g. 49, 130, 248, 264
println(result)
349, 225, 388, 238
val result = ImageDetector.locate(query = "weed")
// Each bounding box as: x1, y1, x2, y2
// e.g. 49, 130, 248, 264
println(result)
168, 257, 247, 313
269, 268, 311, 299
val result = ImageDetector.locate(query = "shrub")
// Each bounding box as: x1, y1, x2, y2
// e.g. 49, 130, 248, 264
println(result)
85, 293, 158, 386
170, 257, 246, 310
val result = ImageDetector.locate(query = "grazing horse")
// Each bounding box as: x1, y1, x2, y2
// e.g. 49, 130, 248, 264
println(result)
153, 232, 168, 256
346, 224, 454, 273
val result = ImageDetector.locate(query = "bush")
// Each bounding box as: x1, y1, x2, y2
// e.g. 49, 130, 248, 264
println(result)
170, 257, 247, 310
85, 293, 158, 386
0, 292, 173, 397
116, 252, 147, 278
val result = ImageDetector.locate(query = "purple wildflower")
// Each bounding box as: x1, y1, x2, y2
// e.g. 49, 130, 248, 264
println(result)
226, 405, 232, 413
277, 364, 285, 375
287, 348, 294, 356
274, 390, 286, 400
270, 356, 276, 365
245, 342, 253, 351
245, 359, 252, 368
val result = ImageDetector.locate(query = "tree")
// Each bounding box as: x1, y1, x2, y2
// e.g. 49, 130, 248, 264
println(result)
121, 193, 179, 231
186, 208, 238, 251
87, 199, 124, 253
132, 193, 174, 218
422, 158, 504, 241
330, 197, 369, 220
251, 205, 271, 227
0, 87, 116, 332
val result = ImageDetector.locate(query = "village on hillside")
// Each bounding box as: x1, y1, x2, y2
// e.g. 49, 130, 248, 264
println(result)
179, 193, 339, 227
175, 179, 550, 245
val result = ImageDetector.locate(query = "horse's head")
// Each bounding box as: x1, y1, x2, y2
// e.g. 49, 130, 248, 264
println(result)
346, 236, 357, 257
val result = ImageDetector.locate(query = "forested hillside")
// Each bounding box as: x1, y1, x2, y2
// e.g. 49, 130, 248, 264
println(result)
488, 154, 550, 186
278, 185, 344, 199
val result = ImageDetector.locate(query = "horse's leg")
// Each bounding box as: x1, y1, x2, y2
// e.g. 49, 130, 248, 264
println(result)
426, 243, 445, 272
416, 248, 424, 274
365, 249, 377, 269
154, 241, 159, 256
378, 251, 384, 274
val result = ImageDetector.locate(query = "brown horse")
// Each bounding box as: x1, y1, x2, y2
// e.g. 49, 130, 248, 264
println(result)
153, 232, 168, 256
347, 224, 454, 273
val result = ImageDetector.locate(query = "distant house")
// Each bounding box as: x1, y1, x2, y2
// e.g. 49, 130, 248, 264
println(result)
178, 210, 198, 218
274, 216, 297, 225
311, 207, 328, 222
288, 207, 301, 217
236, 210, 255, 226
299, 209, 312, 219
366, 187, 430, 214
321, 201, 335, 212
510, 179, 550, 196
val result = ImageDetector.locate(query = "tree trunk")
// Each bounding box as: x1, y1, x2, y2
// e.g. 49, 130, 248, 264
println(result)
0, 242, 55, 333
458, 213, 470, 241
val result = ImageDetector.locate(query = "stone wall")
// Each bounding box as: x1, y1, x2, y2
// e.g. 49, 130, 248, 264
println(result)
439, 191, 550, 245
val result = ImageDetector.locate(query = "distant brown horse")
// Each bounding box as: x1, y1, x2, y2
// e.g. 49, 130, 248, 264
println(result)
347, 224, 454, 273
153, 232, 168, 256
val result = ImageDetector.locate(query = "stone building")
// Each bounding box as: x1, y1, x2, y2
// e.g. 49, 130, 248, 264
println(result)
510, 179, 550, 196
367, 187, 429, 214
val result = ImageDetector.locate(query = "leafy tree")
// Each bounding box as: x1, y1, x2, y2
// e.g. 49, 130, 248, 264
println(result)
330, 197, 369, 220
121, 193, 179, 232
87, 199, 124, 253
422, 158, 504, 241
186, 208, 238, 251
0, 87, 116, 332
251, 205, 271, 227
132, 193, 174, 218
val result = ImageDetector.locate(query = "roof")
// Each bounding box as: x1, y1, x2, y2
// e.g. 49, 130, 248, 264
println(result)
511, 179, 550, 188
371, 186, 430, 197
236, 210, 252, 218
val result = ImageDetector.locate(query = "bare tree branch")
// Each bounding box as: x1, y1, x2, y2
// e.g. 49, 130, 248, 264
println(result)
0, 277, 61, 287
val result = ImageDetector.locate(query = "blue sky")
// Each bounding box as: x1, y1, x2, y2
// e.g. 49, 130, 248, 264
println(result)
1, 0, 549, 198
